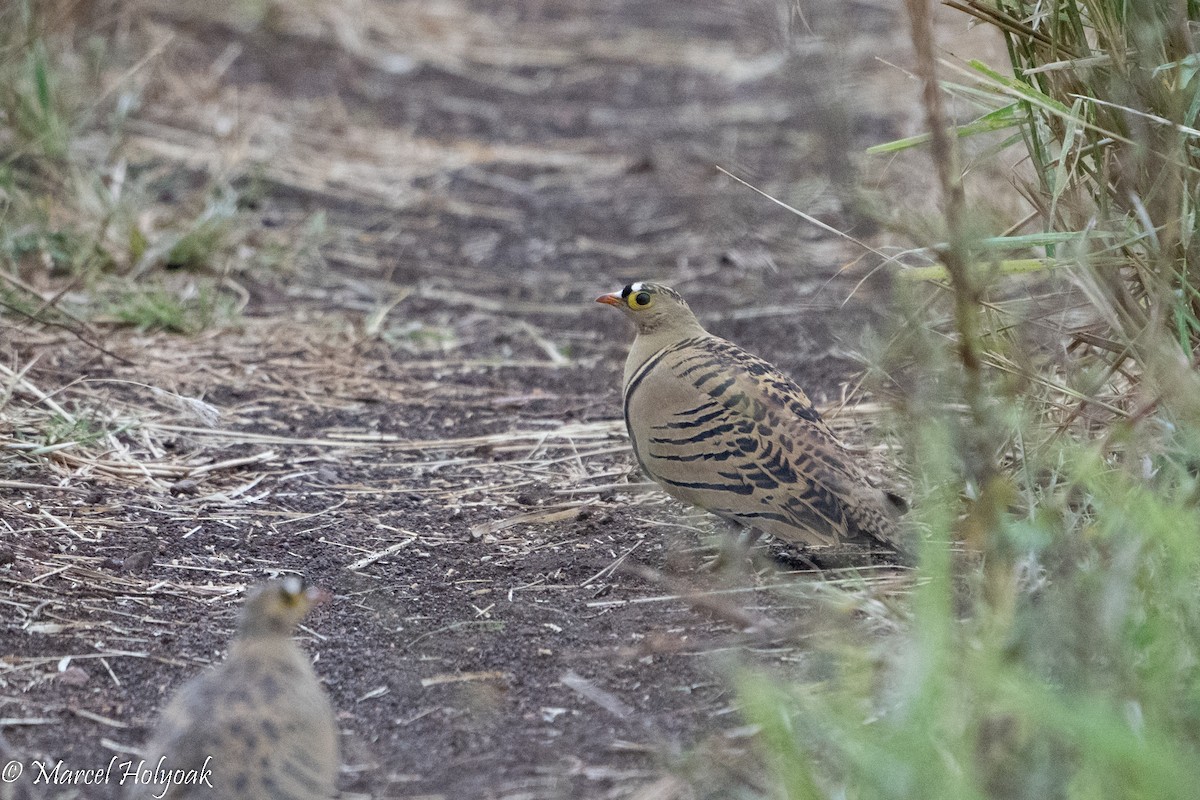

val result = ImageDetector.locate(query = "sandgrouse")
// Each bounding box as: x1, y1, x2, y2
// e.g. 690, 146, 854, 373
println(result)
598, 282, 904, 561
129, 579, 340, 800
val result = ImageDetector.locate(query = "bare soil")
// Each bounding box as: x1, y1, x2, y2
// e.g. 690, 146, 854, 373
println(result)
0, 2, 980, 797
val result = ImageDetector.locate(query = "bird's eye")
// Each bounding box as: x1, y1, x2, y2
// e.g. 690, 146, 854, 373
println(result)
629, 291, 652, 309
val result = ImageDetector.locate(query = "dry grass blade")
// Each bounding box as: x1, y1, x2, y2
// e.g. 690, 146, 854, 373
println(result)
420, 671, 511, 688
560, 671, 633, 719
345, 536, 418, 571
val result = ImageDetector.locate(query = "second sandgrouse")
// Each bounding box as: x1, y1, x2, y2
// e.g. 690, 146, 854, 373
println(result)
128, 578, 340, 800
598, 282, 904, 559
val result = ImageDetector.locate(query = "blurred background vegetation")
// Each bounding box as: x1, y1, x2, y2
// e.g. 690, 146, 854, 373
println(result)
740, 1, 1200, 798
0, 0, 325, 339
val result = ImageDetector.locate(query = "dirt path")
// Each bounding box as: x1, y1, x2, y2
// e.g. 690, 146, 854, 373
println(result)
2, 2, 938, 797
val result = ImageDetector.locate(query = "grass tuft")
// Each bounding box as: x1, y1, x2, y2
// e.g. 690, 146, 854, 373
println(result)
728, 2, 1200, 798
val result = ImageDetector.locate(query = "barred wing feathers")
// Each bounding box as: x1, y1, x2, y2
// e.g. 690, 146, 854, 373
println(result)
623, 335, 899, 550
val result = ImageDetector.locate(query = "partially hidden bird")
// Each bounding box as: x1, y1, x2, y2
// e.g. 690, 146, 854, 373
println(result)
597, 282, 905, 562
128, 578, 339, 800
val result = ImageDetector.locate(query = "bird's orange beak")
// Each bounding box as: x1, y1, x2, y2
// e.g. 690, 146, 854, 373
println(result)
595, 293, 621, 306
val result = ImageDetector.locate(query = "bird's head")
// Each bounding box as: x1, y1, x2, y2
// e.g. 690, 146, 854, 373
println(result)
238, 577, 329, 638
595, 282, 702, 335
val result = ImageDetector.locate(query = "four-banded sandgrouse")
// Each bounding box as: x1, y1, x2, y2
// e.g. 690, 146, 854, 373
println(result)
129, 579, 340, 800
50, 281, 895, 795
597, 281, 904, 559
